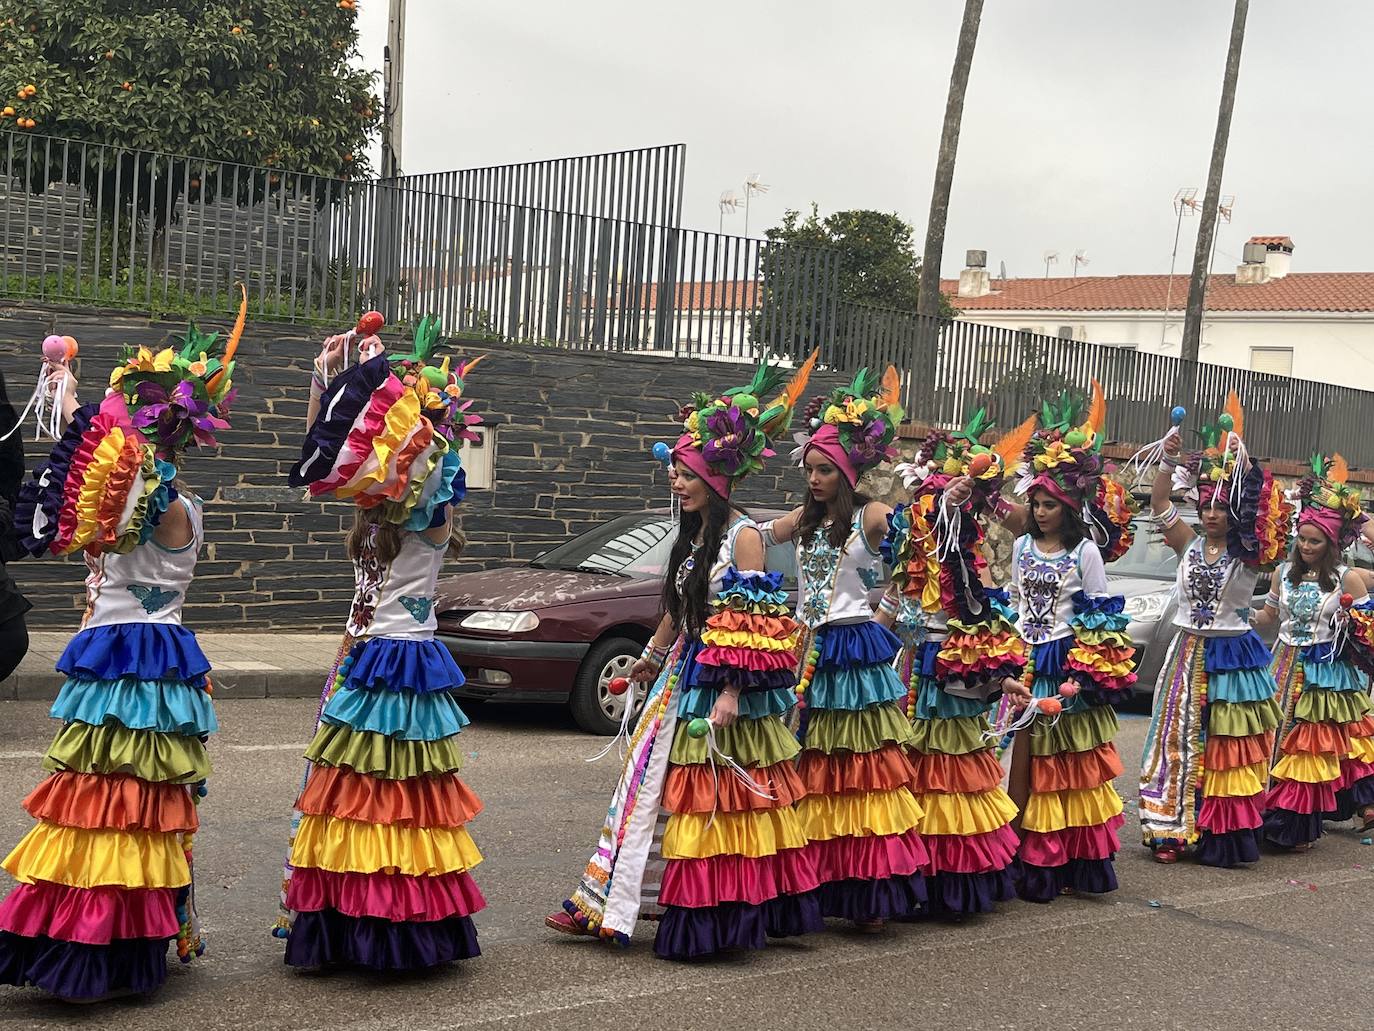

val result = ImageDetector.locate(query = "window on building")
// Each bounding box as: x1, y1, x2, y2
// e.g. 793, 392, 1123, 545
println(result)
1249, 347, 1293, 376
459, 426, 495, 489
1057, 325, 1075, 340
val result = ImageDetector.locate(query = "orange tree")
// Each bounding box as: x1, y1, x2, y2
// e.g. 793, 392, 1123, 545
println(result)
0, 0, 378, 224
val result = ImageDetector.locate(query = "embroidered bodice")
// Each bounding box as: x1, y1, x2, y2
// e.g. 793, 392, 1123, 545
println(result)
1272, 563, 1347, 647
1173, 539, 1258, 634
82, 495, 202, 629
349, 527, 448, 640
795, 505, 883, 629
1010, 536, 1110, 645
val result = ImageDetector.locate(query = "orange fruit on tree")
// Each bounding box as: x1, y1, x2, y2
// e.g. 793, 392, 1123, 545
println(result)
23, 84, 35, 96
231, 25, 242, 34
1, 106, 12, 117
105, 50, 114, 59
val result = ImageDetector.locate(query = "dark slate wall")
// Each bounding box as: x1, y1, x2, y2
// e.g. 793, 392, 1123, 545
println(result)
0, 303, 844, 630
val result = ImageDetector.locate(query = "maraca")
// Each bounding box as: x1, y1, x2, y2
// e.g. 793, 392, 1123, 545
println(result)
687, 717, 711, 739
1058, 680, 1080, 698
1342, 593, 1355, 609
607, 676, 629, 696
967, 452, 993, 476
1170, 405, 1186, 426
1037, 696, 1063, 717
651, 441, 671, 465
356, 310, 384, 336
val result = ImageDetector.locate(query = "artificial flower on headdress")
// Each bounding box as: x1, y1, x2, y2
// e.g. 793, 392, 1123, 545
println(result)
111, 285, 245, 457
1295, 453, 1366, 550
1013, 379, 1139, 562
895, 407, 1035, 501
1173, 391, 1292, 567
670, 351, 817, 496
291, 313, 482, 530
797, 366, 904, 486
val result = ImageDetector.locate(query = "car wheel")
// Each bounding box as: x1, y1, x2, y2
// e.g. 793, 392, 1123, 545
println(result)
570, 637, 646, 735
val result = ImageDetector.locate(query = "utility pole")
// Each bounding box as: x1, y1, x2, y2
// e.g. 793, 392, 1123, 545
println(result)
377, 0, 407, 319
380, 0, 407, 180
1179, 0, 1248, 402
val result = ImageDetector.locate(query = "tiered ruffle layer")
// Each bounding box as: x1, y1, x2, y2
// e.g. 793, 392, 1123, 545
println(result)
905, 598, 1024, 915
283, 636, 484, 970
1264, 642, 1374, 846
0, 623, 211, 999
797, 621, 927, 921
654, 571, 822, 959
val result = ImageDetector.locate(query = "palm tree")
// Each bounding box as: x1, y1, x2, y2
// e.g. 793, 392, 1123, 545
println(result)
916, 0, 985, 405
1179, 0, 1250, 401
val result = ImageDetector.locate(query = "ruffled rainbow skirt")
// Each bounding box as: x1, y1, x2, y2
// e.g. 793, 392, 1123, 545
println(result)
283, 637, 485, 969
1266, 641, 1374, 846
795, 621, 927, 921
902, 639, 1018, 915
0, 622, 214, 999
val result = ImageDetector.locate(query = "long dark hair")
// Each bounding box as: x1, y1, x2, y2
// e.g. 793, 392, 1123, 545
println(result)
346, 505, 405, 566
660, 490, 733, 637
1027, 489, 1086, 552
1288, 537, 1340, 592
797, 476, 870, 550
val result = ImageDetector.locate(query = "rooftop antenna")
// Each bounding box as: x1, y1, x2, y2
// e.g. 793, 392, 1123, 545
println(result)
999, 260, 1007, 282
1073, 249, 1090, 276
1042, 249, 1059, 278
1208, 194, 1235, 276
718, 190, 741, 234
742, 173, 770, 237
1161, 187, 1200, 348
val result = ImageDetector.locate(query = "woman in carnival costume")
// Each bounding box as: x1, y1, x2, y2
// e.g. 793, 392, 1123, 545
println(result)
548, 357, 824, 959
275, 314, 486, 971
757, 367, 928, 931
884, 409, 1034, 917
985, 383, 1139, 901
1253, 454, 1374, 846
0, 293, 247, 999
1138, 394, 1291, 866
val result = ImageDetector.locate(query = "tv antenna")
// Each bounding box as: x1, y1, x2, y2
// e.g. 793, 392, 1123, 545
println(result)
718, 190, 741, 233
1073, 249, 1090, 276
1161, 187, 1200, 348
1042, 250, 1059, 278
742, 173, 770, 237
1208, 194, 1235, 275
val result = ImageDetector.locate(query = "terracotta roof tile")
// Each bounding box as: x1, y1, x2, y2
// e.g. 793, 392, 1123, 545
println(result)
941, 272, 1374, 313
1248, 235, 1294, 248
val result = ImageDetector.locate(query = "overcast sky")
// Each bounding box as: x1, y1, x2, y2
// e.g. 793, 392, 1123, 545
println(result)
354, 1, 1372, 278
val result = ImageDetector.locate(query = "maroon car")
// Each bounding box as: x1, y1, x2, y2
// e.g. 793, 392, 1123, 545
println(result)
434, 508, 797, 734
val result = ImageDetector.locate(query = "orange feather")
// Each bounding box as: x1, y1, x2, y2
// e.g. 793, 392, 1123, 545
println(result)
1085, 378, 1106, 434
222, 283, 248, 365
1331, 452, 1349, 485
879, 365, 900, 408
1224, 390, 1244, 438
993, 413, 1038, 468
759, 349, 818, 436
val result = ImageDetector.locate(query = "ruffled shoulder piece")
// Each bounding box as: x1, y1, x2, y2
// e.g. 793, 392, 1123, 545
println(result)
935, 586, 1027, 693
1219, 459, 1292, 568
1063, 590, 1137, 705
1087, 478, 1138, 563
695, 568, 801, 692
1342, 598, 1374, 677
15, 394, 174, 558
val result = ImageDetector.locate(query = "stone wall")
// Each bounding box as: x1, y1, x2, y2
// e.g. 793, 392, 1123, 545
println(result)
0, 303, 846, 630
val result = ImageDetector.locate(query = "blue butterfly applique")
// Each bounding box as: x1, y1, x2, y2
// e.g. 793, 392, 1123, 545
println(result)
399, 596, 434, 623
1235, 606, 1253, 622
858, 566, 882, 590
127, 584, 180, 614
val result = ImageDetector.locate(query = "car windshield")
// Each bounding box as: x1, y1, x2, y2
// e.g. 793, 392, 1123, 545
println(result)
1109, 516, 1186, 582
527, 512, 799, 589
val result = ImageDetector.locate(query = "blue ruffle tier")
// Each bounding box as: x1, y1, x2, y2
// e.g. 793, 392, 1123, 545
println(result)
321, 684, 471, 741
344, 638, 466, 694
57, 624, 210, 684
50, 677, 218, 736
1201, 630, 1272, 672
806, 621, 906, 711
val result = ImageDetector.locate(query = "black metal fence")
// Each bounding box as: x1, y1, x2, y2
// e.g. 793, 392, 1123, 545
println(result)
3, 128, 1373, 466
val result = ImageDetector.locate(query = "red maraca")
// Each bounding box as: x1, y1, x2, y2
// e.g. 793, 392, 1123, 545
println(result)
967, 452, 994, 476
607, 676, 630, 696
1058, 680, 1080, 698
356, 310, 384, 336
1037, 696, 1063, 717
1342, 593, 1355, 609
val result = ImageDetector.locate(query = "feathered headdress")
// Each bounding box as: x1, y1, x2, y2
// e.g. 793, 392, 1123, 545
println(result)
290, 313, 482, 529
13, 289, 249, 558
1173, 391, 1291, 567
795, 366, 904, 485
672, 351, 817, 497
1296, 453, 1366, 549
1013, 380, 1138, 561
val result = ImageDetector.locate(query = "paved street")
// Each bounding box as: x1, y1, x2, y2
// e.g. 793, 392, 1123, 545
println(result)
0, 699, 1372, 1030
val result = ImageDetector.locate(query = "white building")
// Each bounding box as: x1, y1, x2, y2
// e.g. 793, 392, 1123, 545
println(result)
946, 236, 1374, 388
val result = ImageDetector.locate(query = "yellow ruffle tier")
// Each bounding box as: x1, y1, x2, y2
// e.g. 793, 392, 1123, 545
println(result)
3, 823, 189, 889
661, 808, 808, 860
289, 814, 482, 877
912, 788, 1018, 836
796, 788, 924, 841
1201, 760, 1269, 798
1020, 782, 1124, 834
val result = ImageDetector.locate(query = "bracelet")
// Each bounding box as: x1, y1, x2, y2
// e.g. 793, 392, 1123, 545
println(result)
1155, 503, 1180, 529
877, 593, 899, 618
640, 641, 669, 671
1160, 455, 1179, 468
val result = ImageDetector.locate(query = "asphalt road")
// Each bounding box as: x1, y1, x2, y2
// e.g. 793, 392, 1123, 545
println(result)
0, 699, 1370, 1031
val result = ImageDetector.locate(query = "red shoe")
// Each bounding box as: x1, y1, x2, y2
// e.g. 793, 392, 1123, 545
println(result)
545, 911, 594, 937
1153, 845, 1180, 865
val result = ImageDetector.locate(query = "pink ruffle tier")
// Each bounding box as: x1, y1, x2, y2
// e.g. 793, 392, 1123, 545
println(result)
657, 850, 822, 909
1019, 815, 1125, 867
0, 882, 179, 945
285, 867, 486, 923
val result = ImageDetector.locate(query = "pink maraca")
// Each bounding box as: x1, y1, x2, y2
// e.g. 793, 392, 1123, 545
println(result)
42, 335, 66, 362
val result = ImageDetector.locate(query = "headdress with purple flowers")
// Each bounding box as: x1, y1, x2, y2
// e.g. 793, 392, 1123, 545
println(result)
798, 366, 904, 486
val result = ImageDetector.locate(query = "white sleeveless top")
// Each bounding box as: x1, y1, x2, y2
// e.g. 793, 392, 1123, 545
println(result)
82, 495, 203, 629
1270, 562, 1348, 647
1010, 536, 1108, 646
348, 527, 448, 640
1173, 539, 1258, 635
676, 515, 752, 600
794, 504, 883, 630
